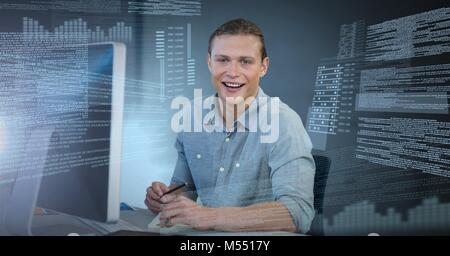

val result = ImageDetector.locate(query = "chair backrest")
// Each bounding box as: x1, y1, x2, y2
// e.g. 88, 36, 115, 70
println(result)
308, 154, 331, 236
312, 155, 331, 214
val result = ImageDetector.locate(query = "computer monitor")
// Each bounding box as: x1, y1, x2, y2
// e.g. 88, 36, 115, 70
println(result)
0, 42, 126, 235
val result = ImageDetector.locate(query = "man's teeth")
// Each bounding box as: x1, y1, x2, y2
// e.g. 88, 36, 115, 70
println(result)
223, 82, 244, 88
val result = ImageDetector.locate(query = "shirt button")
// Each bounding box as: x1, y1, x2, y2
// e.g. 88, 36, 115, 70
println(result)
219, 167, 225, 172
196, 154, 202, 159
225, 137, 230, 142
235, 163, 240, 168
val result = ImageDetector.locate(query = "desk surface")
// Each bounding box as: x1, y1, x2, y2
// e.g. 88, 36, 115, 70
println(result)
120, 208, 156, 230
29, 208, 302, 236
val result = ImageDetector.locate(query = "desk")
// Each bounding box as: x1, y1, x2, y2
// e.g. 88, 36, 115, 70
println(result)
120, 208, 157, 230
29, 208, 302, 236
29, 208, 154, 236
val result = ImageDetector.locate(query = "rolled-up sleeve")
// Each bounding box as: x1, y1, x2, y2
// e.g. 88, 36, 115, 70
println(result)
269, 109, 315, 234
170, 132, 197, 200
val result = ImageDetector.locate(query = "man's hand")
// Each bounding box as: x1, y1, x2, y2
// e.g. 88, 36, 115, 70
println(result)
160, 195, 217, 231
145, 181, 177, 213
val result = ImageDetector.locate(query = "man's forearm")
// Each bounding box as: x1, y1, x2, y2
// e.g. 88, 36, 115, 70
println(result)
213, 202, 297, 233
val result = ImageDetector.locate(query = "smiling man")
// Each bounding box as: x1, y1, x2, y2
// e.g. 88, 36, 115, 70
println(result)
145, 19, 315, 233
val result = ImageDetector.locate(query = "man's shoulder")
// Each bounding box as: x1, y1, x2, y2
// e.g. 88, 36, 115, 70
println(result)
260, 95, 312, 151
275, 101, 306, 142
278, 100, 302, 122
260, 92, 303, 125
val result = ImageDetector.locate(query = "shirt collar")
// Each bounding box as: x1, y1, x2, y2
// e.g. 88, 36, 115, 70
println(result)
203, 87, 268, 132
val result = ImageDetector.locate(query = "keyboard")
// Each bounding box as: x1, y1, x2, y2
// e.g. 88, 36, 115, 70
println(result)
77, 217, 143, 235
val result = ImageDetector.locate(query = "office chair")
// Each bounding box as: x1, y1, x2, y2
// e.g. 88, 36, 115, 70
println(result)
307, 154, 331, 236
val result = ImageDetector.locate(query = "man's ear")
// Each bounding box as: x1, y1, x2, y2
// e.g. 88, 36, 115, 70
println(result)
207, 53, 212, 72
260, 57, 269, 77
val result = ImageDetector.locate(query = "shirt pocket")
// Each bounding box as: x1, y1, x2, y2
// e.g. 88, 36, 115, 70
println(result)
185, 148, 215, 192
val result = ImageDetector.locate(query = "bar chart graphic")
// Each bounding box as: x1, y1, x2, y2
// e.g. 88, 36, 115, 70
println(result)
323, 197, 450, 235
23, 17, 133, 43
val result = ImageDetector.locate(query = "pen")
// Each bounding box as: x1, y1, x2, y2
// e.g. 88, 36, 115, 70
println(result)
159, 182, 187, 199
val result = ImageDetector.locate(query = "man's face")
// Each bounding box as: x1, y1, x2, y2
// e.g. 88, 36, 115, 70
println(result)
208, 34, 269, 105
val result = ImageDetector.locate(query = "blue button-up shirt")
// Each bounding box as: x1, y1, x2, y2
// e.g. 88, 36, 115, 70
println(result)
170, 88, 315, 233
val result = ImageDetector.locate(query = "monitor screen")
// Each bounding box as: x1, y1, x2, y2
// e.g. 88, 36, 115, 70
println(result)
36, 43, 125, 223
0, 42, 125, 235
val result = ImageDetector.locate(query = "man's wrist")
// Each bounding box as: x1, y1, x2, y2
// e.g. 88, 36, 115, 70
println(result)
209, 207, 221, 231
210, 207, 241, 231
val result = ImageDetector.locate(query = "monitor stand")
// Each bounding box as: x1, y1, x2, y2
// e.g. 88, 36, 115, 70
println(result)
4, 126, 54, 236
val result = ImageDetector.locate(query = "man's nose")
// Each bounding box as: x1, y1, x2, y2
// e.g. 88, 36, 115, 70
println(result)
226, 61, 240, 77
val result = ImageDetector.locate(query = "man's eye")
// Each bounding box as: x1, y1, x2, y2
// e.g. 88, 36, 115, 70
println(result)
241, 59, 252, 65
217, 58, 228, 63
